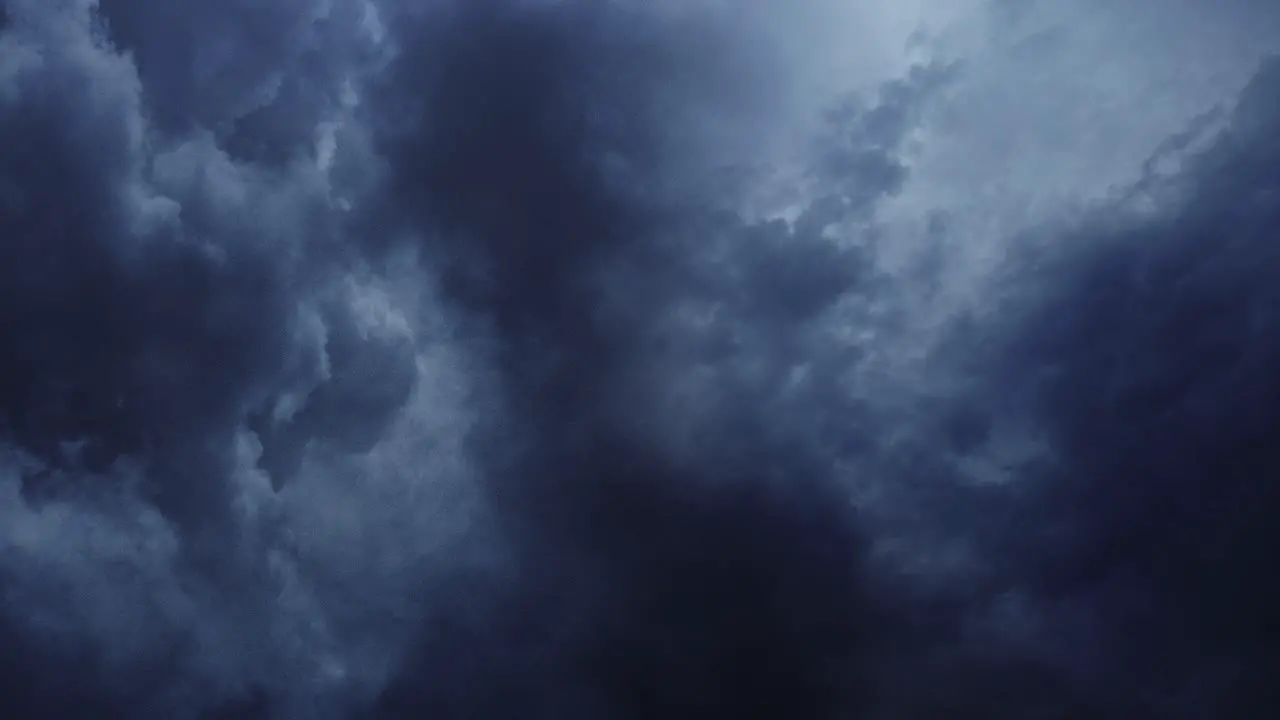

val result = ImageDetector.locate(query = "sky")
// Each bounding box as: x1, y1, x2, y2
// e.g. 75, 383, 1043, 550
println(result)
1, 0, 1279, 718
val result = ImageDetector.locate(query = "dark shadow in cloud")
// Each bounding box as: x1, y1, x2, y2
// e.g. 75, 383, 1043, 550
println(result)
0, 15, 288, 532
0, 5, 419, 716
0, 626, 127, 720
0, 0, 418, 519
370, 0, 880, 492
365, 2, 893, 718
373, 1, 709, 410
253, 293, 420, 489
975, 54, 1280, 717
375, 448, 870, 720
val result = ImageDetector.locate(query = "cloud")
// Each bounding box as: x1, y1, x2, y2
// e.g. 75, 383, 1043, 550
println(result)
360, 3, 932, 717
944, 53, 1280, 716
0, 2, 444, 716
3, 0, 1280, 718
96, 0, 385, 156
1, 0, 904, 715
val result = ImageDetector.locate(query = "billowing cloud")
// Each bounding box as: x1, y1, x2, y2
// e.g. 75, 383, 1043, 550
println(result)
0, 1, 437, 716
1, 0, 1279, 718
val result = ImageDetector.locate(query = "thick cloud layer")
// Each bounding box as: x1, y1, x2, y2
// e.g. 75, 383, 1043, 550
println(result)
965, 56, 1280, 715
2, 0, 1279, 718
366, 5, 880, 717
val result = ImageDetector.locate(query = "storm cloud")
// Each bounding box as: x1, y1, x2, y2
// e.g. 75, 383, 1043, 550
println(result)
957, 55, 1280, 716
2, 0, 1279, 718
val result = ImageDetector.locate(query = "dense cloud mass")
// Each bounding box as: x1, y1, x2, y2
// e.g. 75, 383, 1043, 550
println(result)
1, 0, 1279, 718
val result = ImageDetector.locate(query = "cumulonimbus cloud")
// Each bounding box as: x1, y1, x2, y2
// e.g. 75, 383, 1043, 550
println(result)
1, 0, 1279, 718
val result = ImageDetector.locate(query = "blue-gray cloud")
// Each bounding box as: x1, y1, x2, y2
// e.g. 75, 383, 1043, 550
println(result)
2, 0, 1280, 718
957, 54, 1280, 716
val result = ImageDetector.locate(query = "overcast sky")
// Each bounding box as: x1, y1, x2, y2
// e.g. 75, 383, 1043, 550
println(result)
2, 1, 1280, 718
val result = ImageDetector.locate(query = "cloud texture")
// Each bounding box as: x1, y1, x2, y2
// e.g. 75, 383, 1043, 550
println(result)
1, 0, 1279, 718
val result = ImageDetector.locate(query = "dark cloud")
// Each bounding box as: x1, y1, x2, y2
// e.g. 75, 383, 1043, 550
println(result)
4, 0, 1280, 718
955, 54, 1280, 717
0, 0, 416, 521
363, 3, 921, 717
95, 0, 382, 157
0, 2, 418, 716
0, 0, 908, 716
0, 0, 285, 530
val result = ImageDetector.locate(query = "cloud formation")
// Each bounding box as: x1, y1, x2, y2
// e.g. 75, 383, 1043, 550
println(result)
1, 0, 1279, 718
964, 55, 1280, 716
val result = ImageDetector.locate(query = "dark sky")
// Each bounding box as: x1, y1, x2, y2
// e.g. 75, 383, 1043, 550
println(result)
1, 1, 1279, 718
